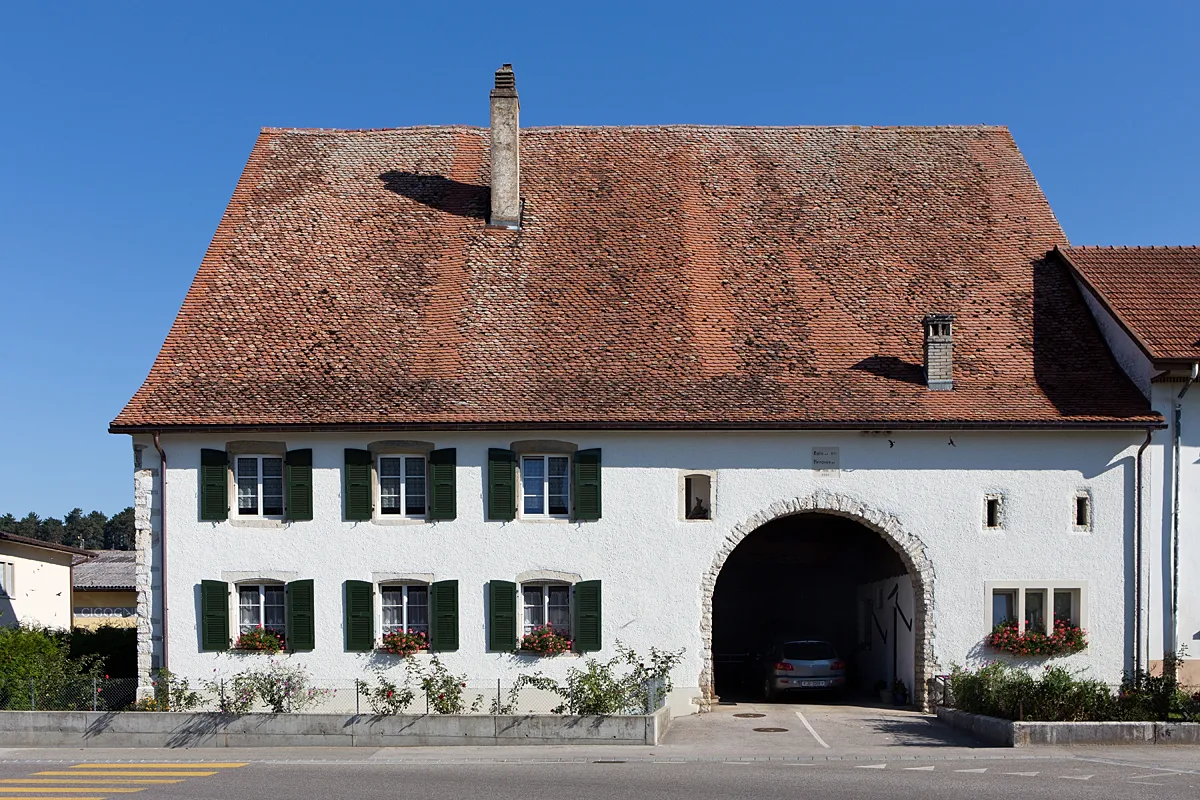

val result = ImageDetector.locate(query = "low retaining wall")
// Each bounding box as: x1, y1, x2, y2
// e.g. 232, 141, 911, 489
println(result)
937, 707, 1200, 747
0, 707, 670, 748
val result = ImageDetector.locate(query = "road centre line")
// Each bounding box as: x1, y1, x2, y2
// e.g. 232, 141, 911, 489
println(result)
793, 711, 830, 749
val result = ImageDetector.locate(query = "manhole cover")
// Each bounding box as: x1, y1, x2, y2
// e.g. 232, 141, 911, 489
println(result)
753, 727, 789, 733
733, 713, 766, 718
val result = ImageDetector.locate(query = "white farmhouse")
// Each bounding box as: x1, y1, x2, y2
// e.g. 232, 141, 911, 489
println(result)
0, 531, 93, 630
1057, 247, 1200, 685
111, 65, 1167, 713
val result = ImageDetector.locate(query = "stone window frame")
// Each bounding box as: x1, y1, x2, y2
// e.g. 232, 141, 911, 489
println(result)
233, 580, 287, 640
516, 570, 580, 640
985, 580, 1088, 635
982, 493, 1005, 531
678, 470, 716, 521
366, 441, 437, 526
224, 441, 287, 529
1072, 491, 1094, 532
511, 441, 577, 522
379, 582, 431, 639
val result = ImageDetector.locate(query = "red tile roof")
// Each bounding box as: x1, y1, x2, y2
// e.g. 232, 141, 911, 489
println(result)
111, 125, 1158, 431
1057, 246, 1200, 365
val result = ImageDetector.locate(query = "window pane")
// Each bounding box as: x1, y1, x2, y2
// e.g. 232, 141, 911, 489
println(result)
379, 457, 404, 478
405, 457, 426, 515
382, 588, 404, 634
262, 458, 283, 478
238, 586, 260, 633
380, 475, 403, 514
1054, 590, 1075, 626
523, 586, 544, 634
548, 585, 570, 634
1025, 590, 1046, 633
263, 585, 285, 630
407, 586, 429, 633
548, 457, 569, 515
237, 458, 258, 515
992, 590, 1016, 627
523, 457, 545, 515
261, 458, 284, 515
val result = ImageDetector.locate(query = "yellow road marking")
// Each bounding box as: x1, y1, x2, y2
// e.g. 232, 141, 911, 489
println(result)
68, 764, 246, 769
0, 797, 106, 800
37, 771, 215, 777
0, 790, 144, 794
3, 780, 183, 785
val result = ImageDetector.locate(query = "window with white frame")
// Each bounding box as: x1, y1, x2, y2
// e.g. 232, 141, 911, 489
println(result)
380, 584, 429, 636
988, 583, 1085, 633
237, 583, 286, 634
378, 455, 427, 517
522, 583, 571, 635
0, 562, 13, 597
522, 455, 570, 517
236, 455, 284, 517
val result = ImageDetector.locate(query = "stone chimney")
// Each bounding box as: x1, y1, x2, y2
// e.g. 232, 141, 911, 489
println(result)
489, 64, 520, 229
923, 314, 955, 391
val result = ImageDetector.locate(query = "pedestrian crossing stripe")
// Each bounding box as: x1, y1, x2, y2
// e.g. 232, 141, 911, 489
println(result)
1, 781, 183, 785
0, 797, 106, 800
903, 766, 935, 771
0, 790, 146, 794
37, 772, 215, 778
955, 768, 987, 773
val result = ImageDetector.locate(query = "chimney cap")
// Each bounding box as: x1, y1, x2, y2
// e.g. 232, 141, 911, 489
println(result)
492, 64, 516, 95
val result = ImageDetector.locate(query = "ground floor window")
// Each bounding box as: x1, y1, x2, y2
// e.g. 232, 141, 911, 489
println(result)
238, 583, 285, 634
381, 584, 429, 635
989, 584, 1084, 634
522, 583, 570, 635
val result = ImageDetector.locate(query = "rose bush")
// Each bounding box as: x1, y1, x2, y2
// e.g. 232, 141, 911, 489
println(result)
234, 626, 284, 653
379, 630, 429, 657
519, 625, 572, 656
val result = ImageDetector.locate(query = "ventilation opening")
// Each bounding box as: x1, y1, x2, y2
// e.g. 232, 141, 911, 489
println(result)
984, 496, 1002, 529
1075, 495, 1091, 528
684, 474, 712, 520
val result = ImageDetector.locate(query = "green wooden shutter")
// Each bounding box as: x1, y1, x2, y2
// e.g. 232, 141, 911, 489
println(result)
429, 580, 459, 652
344, 580, 374, 652
200, 579, 229, 651
487, 449, 516, 521
200, 449, 228, 521
574, 448, 602, 521
286, 579, 316, 651
285, 449, 314, 521
344, 449, 372, 521
573, 580, 602, 653
428, 448, 457, 521
488, 579, 517, 651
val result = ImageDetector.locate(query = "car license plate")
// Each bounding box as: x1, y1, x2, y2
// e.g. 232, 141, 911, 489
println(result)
799, 680, 827, 688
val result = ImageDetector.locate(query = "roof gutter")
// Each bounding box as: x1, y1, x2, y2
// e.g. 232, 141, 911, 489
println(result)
1170, 363, 1199, 657
152, 432, 169, 675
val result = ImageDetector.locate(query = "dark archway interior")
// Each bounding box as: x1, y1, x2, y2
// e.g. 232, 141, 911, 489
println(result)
712, 513, 907, 699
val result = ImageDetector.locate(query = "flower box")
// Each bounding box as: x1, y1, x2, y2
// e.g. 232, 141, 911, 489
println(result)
985, 620, 1087, 657
519, 626, 573, 656
379, 630, 430, 657
234, 627, 285, 653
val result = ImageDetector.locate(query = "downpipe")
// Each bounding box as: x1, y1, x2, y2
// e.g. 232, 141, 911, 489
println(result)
152, 432, 169, 673
1171, 363, 1199, 656
1135, 428, 1153, 675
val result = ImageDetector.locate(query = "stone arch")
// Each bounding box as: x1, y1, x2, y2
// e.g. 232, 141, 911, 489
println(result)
699, 493, 937, 710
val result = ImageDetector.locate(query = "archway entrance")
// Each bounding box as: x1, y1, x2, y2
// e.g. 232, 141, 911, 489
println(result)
701, 498, 934, 709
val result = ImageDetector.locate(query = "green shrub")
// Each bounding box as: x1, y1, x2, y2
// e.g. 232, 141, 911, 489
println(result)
0, 625, 103, 710
68, 626, 136, 678
509, 642, 685, 716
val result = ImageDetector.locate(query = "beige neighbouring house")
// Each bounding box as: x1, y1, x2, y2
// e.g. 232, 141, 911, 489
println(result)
0, 531, 93, 630
72, 550, 137, 630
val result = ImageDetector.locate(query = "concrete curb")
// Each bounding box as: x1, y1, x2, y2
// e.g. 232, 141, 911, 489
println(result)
0, 707, 671, 748
936, 706, 1200, 747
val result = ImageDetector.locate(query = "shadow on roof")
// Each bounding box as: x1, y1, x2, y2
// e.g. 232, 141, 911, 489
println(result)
379, 171, 488, 219
850, 356, 925, 386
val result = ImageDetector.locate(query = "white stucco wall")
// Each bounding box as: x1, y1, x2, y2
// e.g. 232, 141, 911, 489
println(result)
132, 429, 1145, 713
0, 541, 74, 630
856, 575, 914, 698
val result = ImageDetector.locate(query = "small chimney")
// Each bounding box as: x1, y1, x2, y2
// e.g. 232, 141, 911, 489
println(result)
923, 313, 955, 391
489, 64, 520, 229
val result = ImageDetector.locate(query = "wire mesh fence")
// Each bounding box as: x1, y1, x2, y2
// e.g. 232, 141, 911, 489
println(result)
4, 676, 667, 716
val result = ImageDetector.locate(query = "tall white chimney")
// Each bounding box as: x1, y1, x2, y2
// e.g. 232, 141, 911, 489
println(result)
489, 64, 520, 229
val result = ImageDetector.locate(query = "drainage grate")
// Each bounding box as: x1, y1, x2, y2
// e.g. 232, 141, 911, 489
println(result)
593, 760, 627, 764
733, 713, 766, 718
752, 727, 789, 733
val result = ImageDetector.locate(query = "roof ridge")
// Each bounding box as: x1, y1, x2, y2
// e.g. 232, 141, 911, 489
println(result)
1066, 245, 1200, 251
260, 123, 1012, 135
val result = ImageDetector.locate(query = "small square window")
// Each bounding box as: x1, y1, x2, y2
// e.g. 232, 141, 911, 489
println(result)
684, 473, 712, 520
1074, 494, 1092, 529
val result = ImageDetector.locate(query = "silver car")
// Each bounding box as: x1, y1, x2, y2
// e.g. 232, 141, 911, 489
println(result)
762, 640, 846, 700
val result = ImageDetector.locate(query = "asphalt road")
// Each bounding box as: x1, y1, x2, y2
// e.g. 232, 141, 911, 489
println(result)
0, 756, 1197, 800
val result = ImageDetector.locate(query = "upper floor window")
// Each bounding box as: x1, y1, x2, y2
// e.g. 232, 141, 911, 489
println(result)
381, 584, 429, 636
236, 456, 284, 517
522, 582, 571, 636
522, 455, 570, 518
238, 583, 285, 635
378, 455, 427, 518
0, 561, 13, 598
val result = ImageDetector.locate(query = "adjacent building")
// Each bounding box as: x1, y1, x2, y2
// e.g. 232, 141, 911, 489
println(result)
112, 65, 1177, 713
72, 550, 137, 630
0, 531, 93, 630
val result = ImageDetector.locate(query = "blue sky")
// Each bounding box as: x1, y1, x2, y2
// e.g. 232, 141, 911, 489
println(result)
0, 1, 1196, 518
